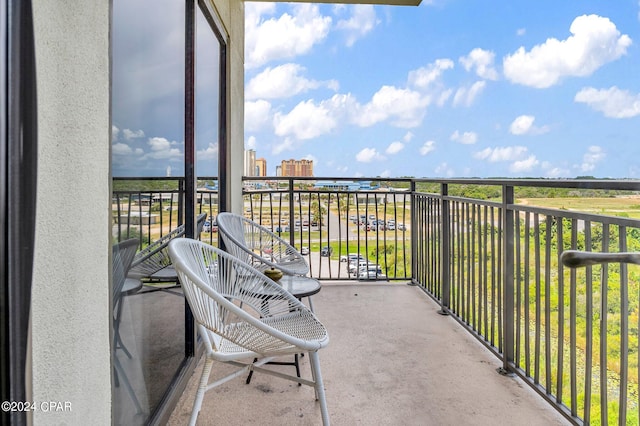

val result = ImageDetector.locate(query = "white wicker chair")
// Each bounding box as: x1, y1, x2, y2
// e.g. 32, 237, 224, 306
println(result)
128, 212, 207, 282
216, 212, 309, 276
168, 238, 330, 426
112, 238, 144, 413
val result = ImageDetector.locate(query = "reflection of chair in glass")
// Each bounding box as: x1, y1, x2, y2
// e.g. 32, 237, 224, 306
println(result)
168, 239, 330, 426
112, 238, 143, 413
216, 212, 309, 275
128, 213, 207, 283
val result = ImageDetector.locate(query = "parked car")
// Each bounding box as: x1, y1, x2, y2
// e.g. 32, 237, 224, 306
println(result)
349, 260, 374, 275
358, 265, 387, 280
341, 253, 363, 263
300, 246, 309, 255
202, 220, 217, 233
397, 223, 407, 231
320, 246, 333, 257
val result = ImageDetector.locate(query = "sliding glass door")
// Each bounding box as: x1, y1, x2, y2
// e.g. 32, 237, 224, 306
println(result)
111, 0, 226, 423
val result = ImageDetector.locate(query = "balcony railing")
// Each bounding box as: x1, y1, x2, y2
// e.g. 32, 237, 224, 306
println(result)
113, 176, 640, 425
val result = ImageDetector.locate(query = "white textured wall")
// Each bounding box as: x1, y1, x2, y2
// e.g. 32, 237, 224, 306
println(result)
209, 0, 245, 214
31, 1, 112, 424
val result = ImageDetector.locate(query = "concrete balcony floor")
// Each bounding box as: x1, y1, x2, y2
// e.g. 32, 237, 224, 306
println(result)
168, 282, 570, 426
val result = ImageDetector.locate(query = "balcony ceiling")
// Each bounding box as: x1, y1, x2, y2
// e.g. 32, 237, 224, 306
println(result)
264, 0, 422, 7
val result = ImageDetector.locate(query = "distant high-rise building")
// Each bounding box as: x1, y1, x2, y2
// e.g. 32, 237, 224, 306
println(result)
256, 158, 267, 176
280, 159, 313, 177
276, 165, 282, 176
244, 149, 256, 176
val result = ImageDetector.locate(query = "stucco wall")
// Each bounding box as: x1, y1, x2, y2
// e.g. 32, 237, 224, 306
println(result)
209, 0, 245, 214
31, 1, 112, 424
229, 0, 246, 215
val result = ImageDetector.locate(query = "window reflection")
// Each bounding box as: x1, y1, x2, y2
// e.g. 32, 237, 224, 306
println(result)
111, 0, 225, 423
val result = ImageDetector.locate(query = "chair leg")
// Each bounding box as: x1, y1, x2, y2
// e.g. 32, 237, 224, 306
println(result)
189, 357, 213, 426
113, 355, 144, 414
114, 297, 132, 358
245, 358, 257, 384
309, 351, 330, 426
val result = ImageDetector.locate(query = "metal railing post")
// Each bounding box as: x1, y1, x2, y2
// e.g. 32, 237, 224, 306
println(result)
178, 178, 184, 227
499, 184, 515, 375
439, 183, 450, 315
288, 177, 295, 247
410, 180, 417, 284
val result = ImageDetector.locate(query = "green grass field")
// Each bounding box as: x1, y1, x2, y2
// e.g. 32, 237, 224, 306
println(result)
518, 197, 640, 218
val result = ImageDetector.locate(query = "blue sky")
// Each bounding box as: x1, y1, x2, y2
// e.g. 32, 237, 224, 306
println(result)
112, 0, 640, 178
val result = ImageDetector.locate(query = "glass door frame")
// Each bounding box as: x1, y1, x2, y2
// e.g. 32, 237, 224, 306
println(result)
146, 0, 228, 423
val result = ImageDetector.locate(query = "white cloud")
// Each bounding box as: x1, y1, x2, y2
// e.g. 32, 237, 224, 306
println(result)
148, 137, 171, 151
386, 141, 404, 155
408, 59, 454, 90
574, 86, 640, 118
450, 130, 478, 145
355, 147, 385, 163
503, 14, 632, 88
123, 128, 145, 140
509, 115, 550, 135
542, 162, 570, 178
112, 142, 133, 155
245, 100, 273, 132
546, 168, 570, 178
453, 81, 486, 107
246, 63, 338, 100
112, 125, 120, 142
273, 137, 296, 155
437, 89, 453, 106
435, 162, 455, 177
270, 93, 362, 141
459, 48, 499, 80
419, 140, 436, 156
336, 5, 380, 47
354, 85, 430, 128
403, 131, 414, 142
198, 142, 218, 160
144, 137, 182, 160
245, 3, 332, 69
580, 145, 605, 172
274, 99, 338, 140
509, 155, 539, 173
517, 28, 526, 36
474, 146, 528, 162
246, 136, 257, 150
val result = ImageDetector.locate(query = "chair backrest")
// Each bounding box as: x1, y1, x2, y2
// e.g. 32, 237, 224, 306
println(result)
196, 212, 208, 236
216, 212, 309, 276
113, 238, 139, 303
168, 238, 325, 354
128, 213, 207, 279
